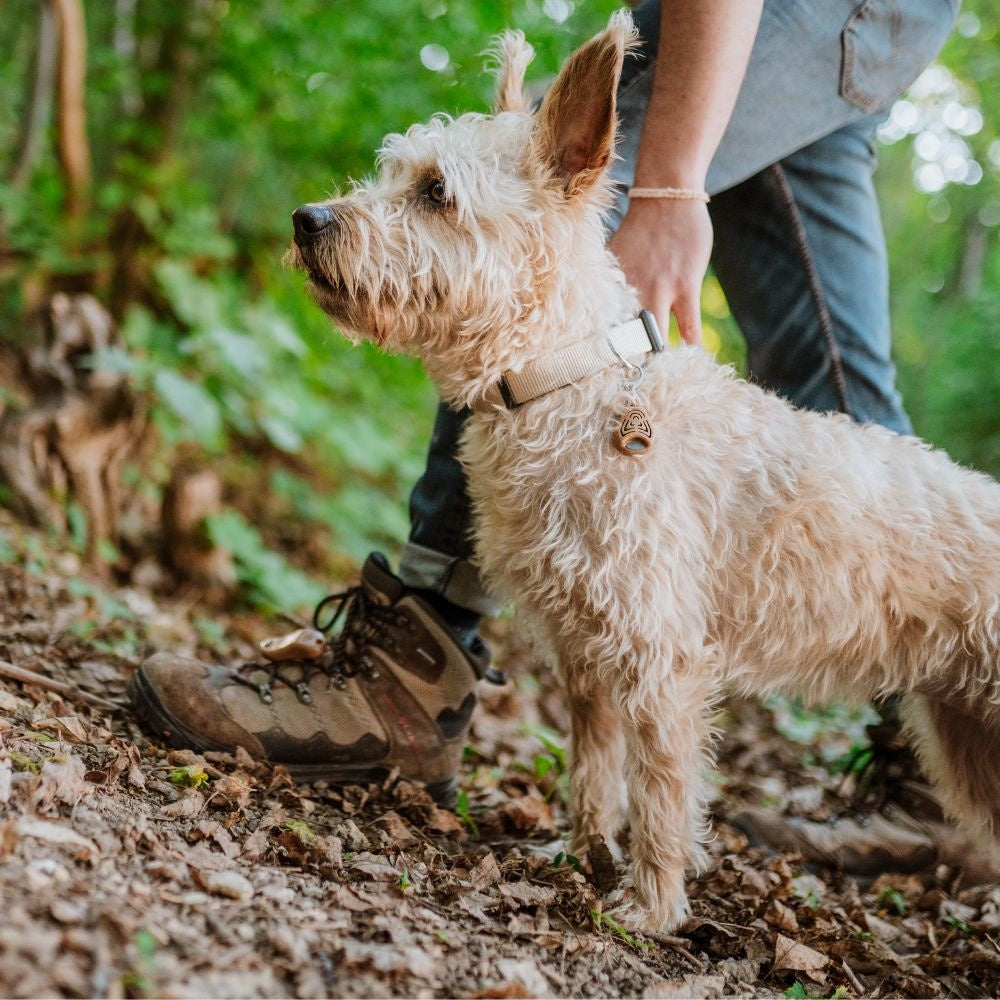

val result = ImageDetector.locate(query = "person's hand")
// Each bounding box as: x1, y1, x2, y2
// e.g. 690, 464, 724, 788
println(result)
608, 198, 713, 346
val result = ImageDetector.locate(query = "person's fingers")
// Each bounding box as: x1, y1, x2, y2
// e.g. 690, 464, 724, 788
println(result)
672, 287, 703, 345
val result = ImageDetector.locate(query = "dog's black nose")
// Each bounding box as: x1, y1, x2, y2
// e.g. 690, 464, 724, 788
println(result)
293, 203, 335, 242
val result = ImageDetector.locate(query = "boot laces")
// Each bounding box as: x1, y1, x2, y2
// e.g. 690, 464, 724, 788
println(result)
235, 585, 410, 704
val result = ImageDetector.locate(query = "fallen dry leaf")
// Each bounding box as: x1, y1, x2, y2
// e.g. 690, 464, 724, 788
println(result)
34, 716, 88, 743
159, 790, 205, 818
375, 809, 419, 848
469, 852, 502, 890
33, 756, 92, 810
500, 796, 555, 833
773, 933, 829, 979
426, 805, 465, 835
499, 881, 557, 908
764, 898, 799, 933
210, 774, 252, 808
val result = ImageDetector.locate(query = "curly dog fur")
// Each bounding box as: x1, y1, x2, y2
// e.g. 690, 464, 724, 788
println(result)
289, 13, 1000, 931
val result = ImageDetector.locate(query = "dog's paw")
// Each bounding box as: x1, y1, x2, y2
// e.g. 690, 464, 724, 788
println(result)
604, 883, 691, 935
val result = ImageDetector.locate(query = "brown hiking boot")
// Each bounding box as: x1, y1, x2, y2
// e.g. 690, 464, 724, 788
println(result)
732, 704, 1000, 884
129, 553, 496, 804
733, 797, 1000, 885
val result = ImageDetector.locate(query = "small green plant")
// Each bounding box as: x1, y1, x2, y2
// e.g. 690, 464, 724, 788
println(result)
591, 909, 650, 950
122, 928, 158, 997
399, 869, 413, 893
282, 818, 318, 840
454, 789, 479, 837
8, 752, 41, 774
784, 982, 848, 1000
169, 765, 209, 789
943, 915, 971, 935
520, 724, 570, 803
830, 743, 874, 776
552, 850, 583, 872
880, 886, 908, 916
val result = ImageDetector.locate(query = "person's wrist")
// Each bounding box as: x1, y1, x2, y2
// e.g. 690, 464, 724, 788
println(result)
629, 186, 709, 204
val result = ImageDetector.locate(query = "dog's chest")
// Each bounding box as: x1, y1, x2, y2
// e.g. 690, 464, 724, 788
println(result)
460, 390, 663, 599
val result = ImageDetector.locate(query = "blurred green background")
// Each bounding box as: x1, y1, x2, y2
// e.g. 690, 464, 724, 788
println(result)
0, 0, 997, 608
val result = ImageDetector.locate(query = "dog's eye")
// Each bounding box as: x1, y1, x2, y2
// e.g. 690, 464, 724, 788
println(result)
426, 179, 447, 205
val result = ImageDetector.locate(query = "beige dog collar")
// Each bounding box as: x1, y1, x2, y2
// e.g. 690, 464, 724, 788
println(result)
477, 309, 664, 411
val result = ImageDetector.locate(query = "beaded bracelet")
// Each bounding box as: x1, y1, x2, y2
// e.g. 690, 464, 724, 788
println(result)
628, 186, 710, 203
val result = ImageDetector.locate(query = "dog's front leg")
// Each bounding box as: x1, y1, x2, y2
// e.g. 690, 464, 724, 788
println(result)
610, 663, 716, 934
565, 672, 626, 863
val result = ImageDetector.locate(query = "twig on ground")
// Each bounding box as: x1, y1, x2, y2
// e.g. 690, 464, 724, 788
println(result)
647, 934, 706, 973
0, 659, 120, 711
841, 957, 866, 996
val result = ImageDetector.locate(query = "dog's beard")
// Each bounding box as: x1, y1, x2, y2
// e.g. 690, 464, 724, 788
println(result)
292, 256, 401, 347
287, 242, 364, 331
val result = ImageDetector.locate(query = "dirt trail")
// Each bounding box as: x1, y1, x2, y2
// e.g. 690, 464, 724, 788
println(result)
1, 535, 999, 998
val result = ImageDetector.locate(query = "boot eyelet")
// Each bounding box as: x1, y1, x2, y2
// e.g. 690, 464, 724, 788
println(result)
257, 684, 274, 704
295, 682, 312, 704
333, 675, 347, 690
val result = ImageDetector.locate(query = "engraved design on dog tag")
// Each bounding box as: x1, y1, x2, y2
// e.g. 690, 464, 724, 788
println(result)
259, 627, 326, 662
613, 405, 653, 457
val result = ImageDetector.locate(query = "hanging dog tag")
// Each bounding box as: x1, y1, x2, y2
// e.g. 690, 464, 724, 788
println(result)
259, 627, 326, 662
613, 405, 653, 457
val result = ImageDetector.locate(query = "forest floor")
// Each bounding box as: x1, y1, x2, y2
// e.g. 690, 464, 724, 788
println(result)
1, 514, 1000, 999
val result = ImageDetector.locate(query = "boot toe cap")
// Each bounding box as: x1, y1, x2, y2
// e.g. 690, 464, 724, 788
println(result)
131, 654, 265, 758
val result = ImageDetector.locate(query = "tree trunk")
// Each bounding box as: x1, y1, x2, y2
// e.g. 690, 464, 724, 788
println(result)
53, 0, 91, 219
9, 0, 60, 191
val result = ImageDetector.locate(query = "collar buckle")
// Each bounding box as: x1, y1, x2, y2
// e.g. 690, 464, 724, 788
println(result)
639, 309, 664, 353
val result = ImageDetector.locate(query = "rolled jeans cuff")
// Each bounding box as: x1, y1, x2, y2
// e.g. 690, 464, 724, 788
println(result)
397, 542, 503, 618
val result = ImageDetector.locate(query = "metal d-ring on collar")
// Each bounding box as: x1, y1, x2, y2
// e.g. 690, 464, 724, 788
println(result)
609, 343, 645, 390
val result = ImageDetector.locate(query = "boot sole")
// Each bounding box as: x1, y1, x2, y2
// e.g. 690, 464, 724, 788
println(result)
127, 669, 459, 808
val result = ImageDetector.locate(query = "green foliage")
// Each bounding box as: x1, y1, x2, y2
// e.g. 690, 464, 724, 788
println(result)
0, 0, 619, 602
0, 0, 996, 616
878, 0, 1000, 475
767, 695, 880, 753
205, 510, 325, 614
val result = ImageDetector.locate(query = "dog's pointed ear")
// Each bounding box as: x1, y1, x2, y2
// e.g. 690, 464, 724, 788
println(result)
492, 30, 535, 114
534, 10, 637, 197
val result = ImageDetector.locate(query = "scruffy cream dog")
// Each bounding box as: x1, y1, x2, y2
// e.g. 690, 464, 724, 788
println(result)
289, 13, 1000, 932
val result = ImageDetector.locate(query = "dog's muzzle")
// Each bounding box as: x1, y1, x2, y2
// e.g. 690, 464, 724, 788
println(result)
292, 203, 336, 247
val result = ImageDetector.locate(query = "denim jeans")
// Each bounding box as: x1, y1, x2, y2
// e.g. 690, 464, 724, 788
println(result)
398, 0, 958, 616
